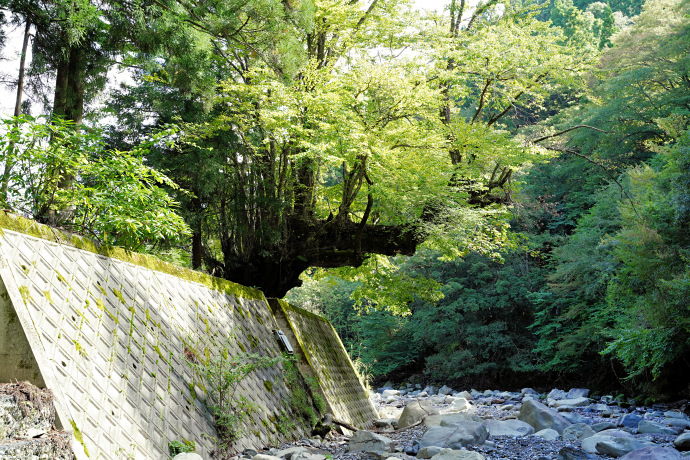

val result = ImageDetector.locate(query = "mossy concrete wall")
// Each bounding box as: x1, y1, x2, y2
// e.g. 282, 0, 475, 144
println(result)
269, 299, 377, 429
0, 213, 375, 460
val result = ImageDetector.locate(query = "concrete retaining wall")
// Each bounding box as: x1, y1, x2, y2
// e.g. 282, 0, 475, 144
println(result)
0, 213, 376, 460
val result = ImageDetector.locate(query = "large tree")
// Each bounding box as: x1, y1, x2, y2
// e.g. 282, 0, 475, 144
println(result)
102, 0, 589, 297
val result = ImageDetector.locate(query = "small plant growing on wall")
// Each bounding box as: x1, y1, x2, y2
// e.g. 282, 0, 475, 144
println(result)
169, 439, 195, 457
185, 335, 282, 453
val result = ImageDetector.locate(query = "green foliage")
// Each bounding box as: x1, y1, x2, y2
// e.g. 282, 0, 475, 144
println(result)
530, 182, 622, 375
0, 115, 191, 250
602, 130, 690, 383
186, 339, 282, 451
290, 247, 545, 386
168, 439, 195, 456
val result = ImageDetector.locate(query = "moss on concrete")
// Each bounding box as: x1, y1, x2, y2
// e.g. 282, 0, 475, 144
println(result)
0, 212, 264, 301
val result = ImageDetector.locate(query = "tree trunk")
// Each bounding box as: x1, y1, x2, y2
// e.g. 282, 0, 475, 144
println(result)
0, 18, 32, 207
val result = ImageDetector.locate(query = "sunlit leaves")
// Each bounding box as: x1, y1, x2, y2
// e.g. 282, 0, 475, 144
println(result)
0, 115, 191, 250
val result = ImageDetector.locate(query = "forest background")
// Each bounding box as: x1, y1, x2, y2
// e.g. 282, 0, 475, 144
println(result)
0, 0, 688, 401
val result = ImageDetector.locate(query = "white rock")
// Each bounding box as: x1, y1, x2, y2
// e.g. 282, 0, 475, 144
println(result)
172, 454, 205, 460
534, 429, 560, 441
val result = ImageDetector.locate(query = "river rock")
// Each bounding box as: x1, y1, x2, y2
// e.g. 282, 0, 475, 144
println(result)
591, 422, 617, 432
273, 447, 313, 459
595, 437, 656, 457
418, 446, 445, 459
534, 428, 560, 440
618, 446, 682, 460
581, 431, 635, 455
562, 412, 590, 424
554, 397, 590, 408
425, 413, 482, 427
456, 391, 473, 400
562, 423, 596, 442
292, 452, 326, 460
548, 389, 568, 401
438, 386, 454, 395
254, 455, 282, 460
429, 448, 485, 460
566, 389, 590, 399
637, 420, 677, 435
619, 414, 643, 429
172, 454, 205, 460
557, 446, 596, 460
518, 399, 572, 434
398, 400, 439, 429
448, 398, 474, 413
419, 423, 489, 449
668, 419, 690, 430
382, 390, 401, 398
675, 432, 690, 451
483, 419, 535, 436
348, 431, 395, 452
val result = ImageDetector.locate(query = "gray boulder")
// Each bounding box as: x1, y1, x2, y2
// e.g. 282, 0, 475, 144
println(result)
348, 431, 395, 453
668, 419, 690, 430
581, 432, 634, 455
456, 391, 473, 400
522, 388, 539, 396
598, 429, 635, 438
483, 419, 535, 437
619, 414, 643, 429
419, 423, 489, 449
562, 412, 591, 425
675, 432, 690, 451
273, 447, 313, 459
534, 428, 560, 441
438, 386, 454, 395
591, 422, 617, 432
637, 420, 678, 435
666, 412, 689, 420
595, 438, 656, 457
292, 452, 326, 460
429, 448, 485, 460
557, 446, 596, 460
562, 423, 596, 442
518, 399, 572, 434
548, 389, 568, 401
424, 413, 482, 427
418, 446, 445, 459
448, 398, 474, 413
554, 397, 590, 408
398, 401, 439, 429
618, 446, 681, 460
566, 389, 590, 399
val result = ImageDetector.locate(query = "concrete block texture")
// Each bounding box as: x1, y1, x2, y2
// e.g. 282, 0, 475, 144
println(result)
272, 299, 378, 429
0, 215, 314, 459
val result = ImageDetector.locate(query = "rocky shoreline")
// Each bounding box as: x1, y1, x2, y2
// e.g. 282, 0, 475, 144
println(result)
205, 385, 690, 460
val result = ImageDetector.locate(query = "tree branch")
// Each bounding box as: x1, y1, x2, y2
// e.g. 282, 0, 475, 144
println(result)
543, 144, 640, 218
532, 125, 613, 144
